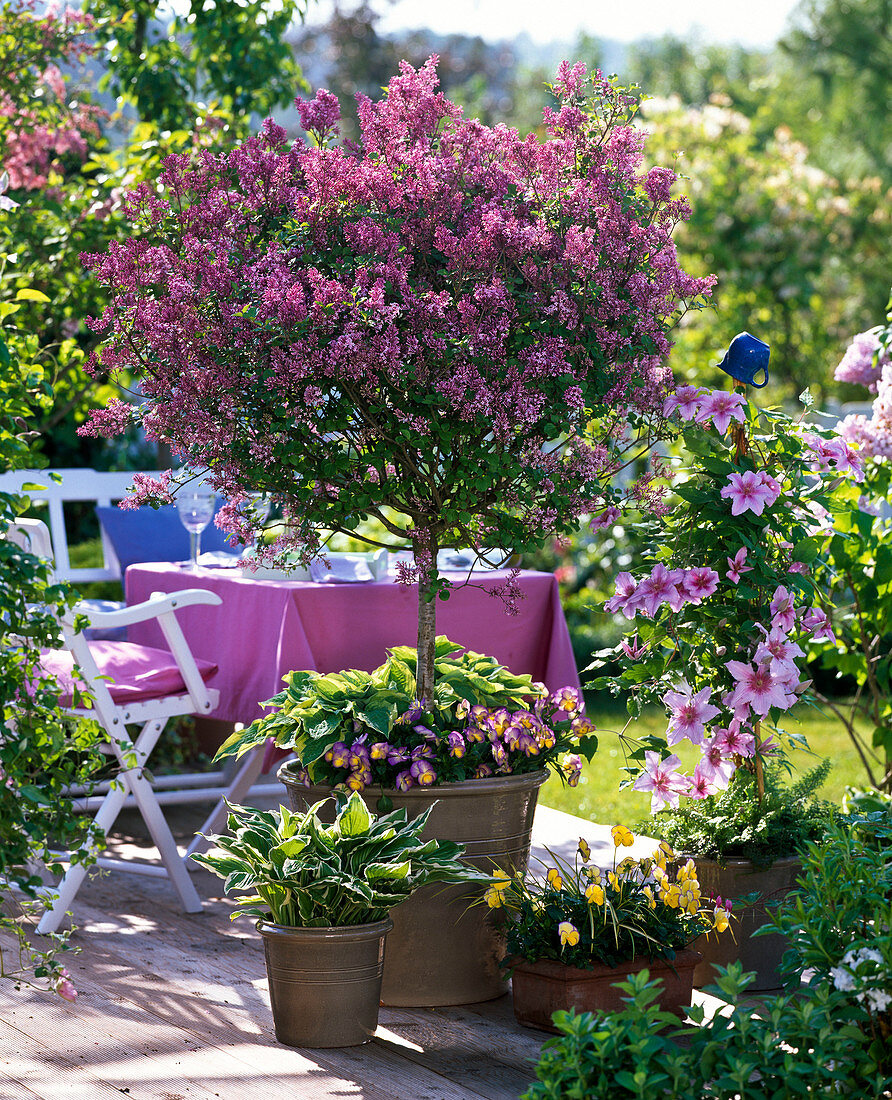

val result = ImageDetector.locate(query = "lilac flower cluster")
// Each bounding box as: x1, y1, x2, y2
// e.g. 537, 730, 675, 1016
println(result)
834, 329, 889, 392
301, 688, 590, 793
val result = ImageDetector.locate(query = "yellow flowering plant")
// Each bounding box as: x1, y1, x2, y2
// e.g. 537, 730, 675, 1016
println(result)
494, 828, 730, 970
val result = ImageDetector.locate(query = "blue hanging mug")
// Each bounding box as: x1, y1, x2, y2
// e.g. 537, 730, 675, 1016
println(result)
717, 332, 770, 388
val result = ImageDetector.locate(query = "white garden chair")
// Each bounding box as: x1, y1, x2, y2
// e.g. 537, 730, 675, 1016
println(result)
7, 520, 267, 933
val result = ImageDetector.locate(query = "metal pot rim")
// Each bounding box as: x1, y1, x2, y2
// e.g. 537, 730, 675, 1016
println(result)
277, 761, 548, 798
256, 917, 394, 940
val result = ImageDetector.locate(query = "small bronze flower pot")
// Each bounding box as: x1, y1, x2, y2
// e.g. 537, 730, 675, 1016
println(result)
510, 949, 702, 1032
256, 917, 392, 1048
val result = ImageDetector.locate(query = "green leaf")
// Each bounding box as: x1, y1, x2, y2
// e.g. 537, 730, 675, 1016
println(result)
336, 791, 373, 837
15, 289, 50, 303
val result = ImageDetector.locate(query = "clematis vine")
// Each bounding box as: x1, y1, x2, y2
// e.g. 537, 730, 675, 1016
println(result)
591, 379, 865, 811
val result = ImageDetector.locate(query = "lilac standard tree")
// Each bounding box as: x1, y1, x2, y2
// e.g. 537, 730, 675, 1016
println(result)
80, 59, 713, 700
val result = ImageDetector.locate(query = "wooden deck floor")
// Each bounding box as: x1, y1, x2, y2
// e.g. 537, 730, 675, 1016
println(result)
0, 801, 716, 1100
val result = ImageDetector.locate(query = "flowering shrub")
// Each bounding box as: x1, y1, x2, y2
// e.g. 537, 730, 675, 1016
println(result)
590, 382, 862, 814
773, 814, 892, 1073
810, 295, 892, 792
216, 637, 596, 791
495, 829, 728, 970
80, 58, 713, 699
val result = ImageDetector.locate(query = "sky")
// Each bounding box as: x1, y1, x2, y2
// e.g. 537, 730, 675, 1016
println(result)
304, 0, 805, 48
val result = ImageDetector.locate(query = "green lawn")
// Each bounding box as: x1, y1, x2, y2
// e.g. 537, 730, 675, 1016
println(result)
541, 698, 873, 828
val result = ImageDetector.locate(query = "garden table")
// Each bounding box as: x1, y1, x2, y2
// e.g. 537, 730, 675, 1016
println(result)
125, 563, 581, 726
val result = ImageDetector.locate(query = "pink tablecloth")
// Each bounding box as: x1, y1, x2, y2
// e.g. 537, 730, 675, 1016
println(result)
125, 564, 581, 726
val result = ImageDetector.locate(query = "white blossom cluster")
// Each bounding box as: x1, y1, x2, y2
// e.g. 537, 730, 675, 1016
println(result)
830, 945, 891, 1015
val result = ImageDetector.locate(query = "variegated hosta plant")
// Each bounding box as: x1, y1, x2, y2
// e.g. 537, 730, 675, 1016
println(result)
191, 793, 489, 927
215, 637, 596, 793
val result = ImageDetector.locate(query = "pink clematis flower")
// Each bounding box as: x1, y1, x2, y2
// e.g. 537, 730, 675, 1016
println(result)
636, 563, 686, 617
720, 470, 781, 516
633, 751, 688, 812
725, 660, 797, 716
754, 626, 804, 685
769, 585, 797, 633
605, 571, 643, 618
726, 546, 753, 584
711, 723, 756, 758
801, 606, 835, 643
688, 765, 719, 799
681, 566, 720, 604
662, 682, 720, 746
694, 389, 746, 435
664, 385, 707, 421
697, 739, 736, 788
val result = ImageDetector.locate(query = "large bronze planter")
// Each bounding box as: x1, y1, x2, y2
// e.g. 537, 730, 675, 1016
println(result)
691, 856, 801, 991
510, 949, 702, 1033
256, 917, 392, 1048
279, 763, 547, 1006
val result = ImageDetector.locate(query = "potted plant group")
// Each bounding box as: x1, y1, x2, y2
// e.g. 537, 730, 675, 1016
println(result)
191, 791, 487, 1047
492, 826, 729, 1032
216, 636, 595, 1005
80, 60, 713, 1003
591, 371, 861, 989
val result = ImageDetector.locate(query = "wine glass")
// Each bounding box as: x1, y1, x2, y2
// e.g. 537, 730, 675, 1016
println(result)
177, 490, 216, 571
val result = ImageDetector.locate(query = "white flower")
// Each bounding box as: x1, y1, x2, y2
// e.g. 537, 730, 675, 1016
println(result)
830, 965, 855, 992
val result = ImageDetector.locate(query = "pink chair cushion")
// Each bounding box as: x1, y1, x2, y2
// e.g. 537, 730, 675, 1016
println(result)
42, 642, 218, 706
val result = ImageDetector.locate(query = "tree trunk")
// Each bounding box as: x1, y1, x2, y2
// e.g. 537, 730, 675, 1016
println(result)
415, 531, 439, 704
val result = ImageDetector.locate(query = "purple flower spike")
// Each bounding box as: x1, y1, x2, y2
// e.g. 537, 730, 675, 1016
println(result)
395, 769, 415, 791
325, 741, 351, 769
409, 759, 437, 786
447, 731, 465, 758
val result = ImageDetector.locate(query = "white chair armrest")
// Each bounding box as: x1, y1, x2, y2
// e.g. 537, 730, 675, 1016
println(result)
68, 589, 222, 630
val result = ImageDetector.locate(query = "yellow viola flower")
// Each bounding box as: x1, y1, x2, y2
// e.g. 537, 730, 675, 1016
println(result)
678, 858, 697, 883
608, 870, 619, 890
490, 869, 511, 892
713, 907, 730, 934
659, 841, 674, 859
558, 921, 580, 947
585, 883, 605, 906
484, 887, 504, 909
663, 885, 681, 909
585, 865, 602, 883
617, 856, 637, 875
578, 838, 591, 862
643, 885, 657, 910
611, 825, 634, 848
546, 868, 563, 891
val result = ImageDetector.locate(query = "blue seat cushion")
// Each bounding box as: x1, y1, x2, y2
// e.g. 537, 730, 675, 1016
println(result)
96, 503, 236, 573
